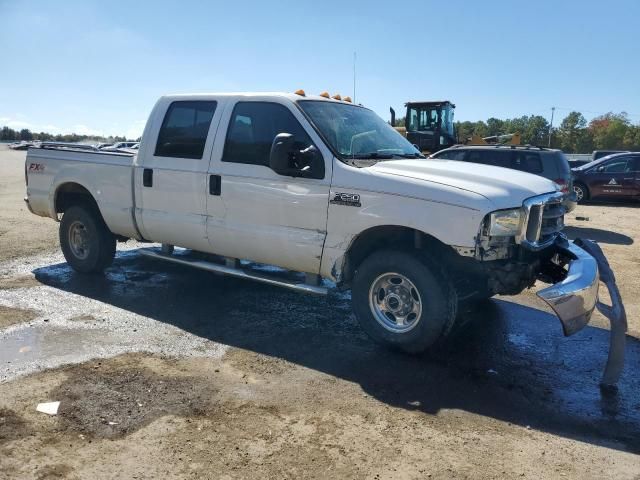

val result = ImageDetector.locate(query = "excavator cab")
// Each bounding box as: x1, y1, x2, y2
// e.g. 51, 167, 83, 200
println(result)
391, 101, 456, 154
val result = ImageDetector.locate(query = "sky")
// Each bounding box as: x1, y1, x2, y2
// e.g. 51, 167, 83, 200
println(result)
1, 0, 639, 139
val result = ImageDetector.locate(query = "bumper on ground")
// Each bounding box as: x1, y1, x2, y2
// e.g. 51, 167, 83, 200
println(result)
536, 241, 599, 336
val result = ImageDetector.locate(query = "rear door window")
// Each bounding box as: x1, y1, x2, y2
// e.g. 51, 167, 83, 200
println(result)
434, 149, 466, 160
512, 151, 543, 174
155, 101, 217, 159
465, 150, 511, 168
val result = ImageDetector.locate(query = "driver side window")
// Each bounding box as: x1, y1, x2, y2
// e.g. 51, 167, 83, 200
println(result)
602, 158, 628, 173
222, 102, 315, 167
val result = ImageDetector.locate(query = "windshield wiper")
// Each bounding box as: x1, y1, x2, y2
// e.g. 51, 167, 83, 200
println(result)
350, 152, 425, 160
350, 152, 395, 159
391, 152, 425, 159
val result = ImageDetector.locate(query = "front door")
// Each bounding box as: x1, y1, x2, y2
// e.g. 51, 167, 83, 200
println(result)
135, 99, 223, 251
588, 156, 631, 198
205, 100, 331, 274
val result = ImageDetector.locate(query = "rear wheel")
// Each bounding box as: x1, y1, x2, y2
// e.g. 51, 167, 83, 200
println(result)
352, 250, 457, 353
60, 205, 116, 273
573, 182, 589, 203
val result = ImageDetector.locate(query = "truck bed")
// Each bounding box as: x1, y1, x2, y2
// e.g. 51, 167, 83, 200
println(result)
25, 146, 140, 239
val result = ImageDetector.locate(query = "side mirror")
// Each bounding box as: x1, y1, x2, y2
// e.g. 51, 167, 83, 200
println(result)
597, 165, 605, 172
269, 133, 324, 179
269, 133, 295, 175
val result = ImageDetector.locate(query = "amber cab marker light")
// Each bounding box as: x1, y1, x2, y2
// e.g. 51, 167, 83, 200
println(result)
343, 96, 352, 103
319, 91, 330, 98
294, 89, 306, 96
332, 94, 342, 100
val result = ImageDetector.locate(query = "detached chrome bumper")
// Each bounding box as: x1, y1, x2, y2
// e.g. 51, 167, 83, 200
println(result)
537, 238, 628, 389
536, 241, 599, 336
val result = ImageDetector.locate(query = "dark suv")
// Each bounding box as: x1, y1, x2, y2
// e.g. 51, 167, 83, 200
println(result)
430, 145, 576, 211
572, 152, 640, 203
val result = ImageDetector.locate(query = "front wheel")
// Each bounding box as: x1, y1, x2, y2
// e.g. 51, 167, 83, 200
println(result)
573, 183, 588, 203
60, 204, 116, 273
352, 250, 457, 353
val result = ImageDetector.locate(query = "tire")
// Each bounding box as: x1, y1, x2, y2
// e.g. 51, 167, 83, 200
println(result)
352, 250, 457, 354
59, 204, 116, 273
573, 182, 588, 203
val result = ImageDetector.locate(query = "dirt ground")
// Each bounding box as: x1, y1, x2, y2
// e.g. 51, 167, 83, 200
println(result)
1, 144, 640, 479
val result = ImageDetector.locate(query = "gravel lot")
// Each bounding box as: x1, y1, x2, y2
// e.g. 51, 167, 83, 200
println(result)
1, 144, 639, 479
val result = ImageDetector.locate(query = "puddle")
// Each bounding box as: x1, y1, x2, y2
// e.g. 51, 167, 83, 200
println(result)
0, 327, 43, 365
0, 247, 228, 383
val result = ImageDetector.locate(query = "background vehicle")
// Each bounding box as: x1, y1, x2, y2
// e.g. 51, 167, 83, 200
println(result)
390, 101, 457, 153
430, 145, 577, 212
24, 91, 598, 354
568, 159, 592, 169
9, 141, 36, 150
572, 152, 640, 202
592, 149, 628, 161
100, 141, 138, 151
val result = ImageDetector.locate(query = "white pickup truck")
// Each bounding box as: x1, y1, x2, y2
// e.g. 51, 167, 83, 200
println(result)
25, 91, 599, 353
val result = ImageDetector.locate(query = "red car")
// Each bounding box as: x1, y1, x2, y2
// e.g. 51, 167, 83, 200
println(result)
572, 152, 640, 202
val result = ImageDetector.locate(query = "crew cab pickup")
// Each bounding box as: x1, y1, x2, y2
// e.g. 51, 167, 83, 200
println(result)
25, 92, 599, 352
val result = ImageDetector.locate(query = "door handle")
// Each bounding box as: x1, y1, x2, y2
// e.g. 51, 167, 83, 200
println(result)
209, 175, 221, 195
143, 168, 153, 187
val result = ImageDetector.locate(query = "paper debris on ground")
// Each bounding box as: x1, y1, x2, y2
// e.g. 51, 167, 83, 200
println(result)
36, 401, 60, 415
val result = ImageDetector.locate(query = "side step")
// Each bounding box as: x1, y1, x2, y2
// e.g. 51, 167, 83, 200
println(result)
137, 248, 328, 296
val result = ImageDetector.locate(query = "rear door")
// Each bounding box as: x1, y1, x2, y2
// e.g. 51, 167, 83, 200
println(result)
205, 100, 331, 274
135, 99, 223, 251
625, 155, 640, 197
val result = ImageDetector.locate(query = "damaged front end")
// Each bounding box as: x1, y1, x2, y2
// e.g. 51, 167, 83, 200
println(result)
472, 191, 627, 388
536, 236, 599, 336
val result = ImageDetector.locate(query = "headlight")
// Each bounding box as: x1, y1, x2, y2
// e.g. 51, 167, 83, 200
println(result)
488, 208, 523, 237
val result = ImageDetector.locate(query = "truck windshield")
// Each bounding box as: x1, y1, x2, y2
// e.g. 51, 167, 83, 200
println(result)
298, 100, 421, 162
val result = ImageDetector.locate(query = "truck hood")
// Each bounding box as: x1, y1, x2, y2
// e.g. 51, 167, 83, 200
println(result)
369, 159, 559, 210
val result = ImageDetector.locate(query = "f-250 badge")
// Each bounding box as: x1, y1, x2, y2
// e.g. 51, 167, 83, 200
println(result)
330, 192, 361, 207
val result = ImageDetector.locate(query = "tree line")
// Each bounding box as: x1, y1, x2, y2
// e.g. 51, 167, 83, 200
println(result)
457, 111, 640, 153
396, 111, 640, 153
0, 126, 131, 143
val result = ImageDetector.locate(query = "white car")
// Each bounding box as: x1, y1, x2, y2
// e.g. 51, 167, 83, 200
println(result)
24, 91, 598, 352
100, 141, 138, 152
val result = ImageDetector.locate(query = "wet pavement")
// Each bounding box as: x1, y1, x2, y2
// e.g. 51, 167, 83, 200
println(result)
1, 245, 639, 453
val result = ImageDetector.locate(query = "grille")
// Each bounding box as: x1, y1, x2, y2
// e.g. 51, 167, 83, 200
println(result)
522, 193, 565, 249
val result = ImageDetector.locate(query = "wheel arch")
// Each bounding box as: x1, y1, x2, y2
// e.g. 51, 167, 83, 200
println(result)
338, 225, 456, 286
53, 182, 104, 222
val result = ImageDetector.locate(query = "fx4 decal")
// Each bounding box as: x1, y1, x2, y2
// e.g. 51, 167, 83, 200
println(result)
28, 163, 45, 173
330, 192, 361, 207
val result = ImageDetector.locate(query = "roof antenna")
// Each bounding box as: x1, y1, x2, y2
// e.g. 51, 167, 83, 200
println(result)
353, 52, 356, 104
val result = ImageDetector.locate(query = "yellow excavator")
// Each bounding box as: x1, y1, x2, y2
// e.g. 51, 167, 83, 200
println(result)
390, 100, 521, 154
390, 101, 456, 154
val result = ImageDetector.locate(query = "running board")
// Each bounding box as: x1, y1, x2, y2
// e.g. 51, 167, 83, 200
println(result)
137, 248, 328, 296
